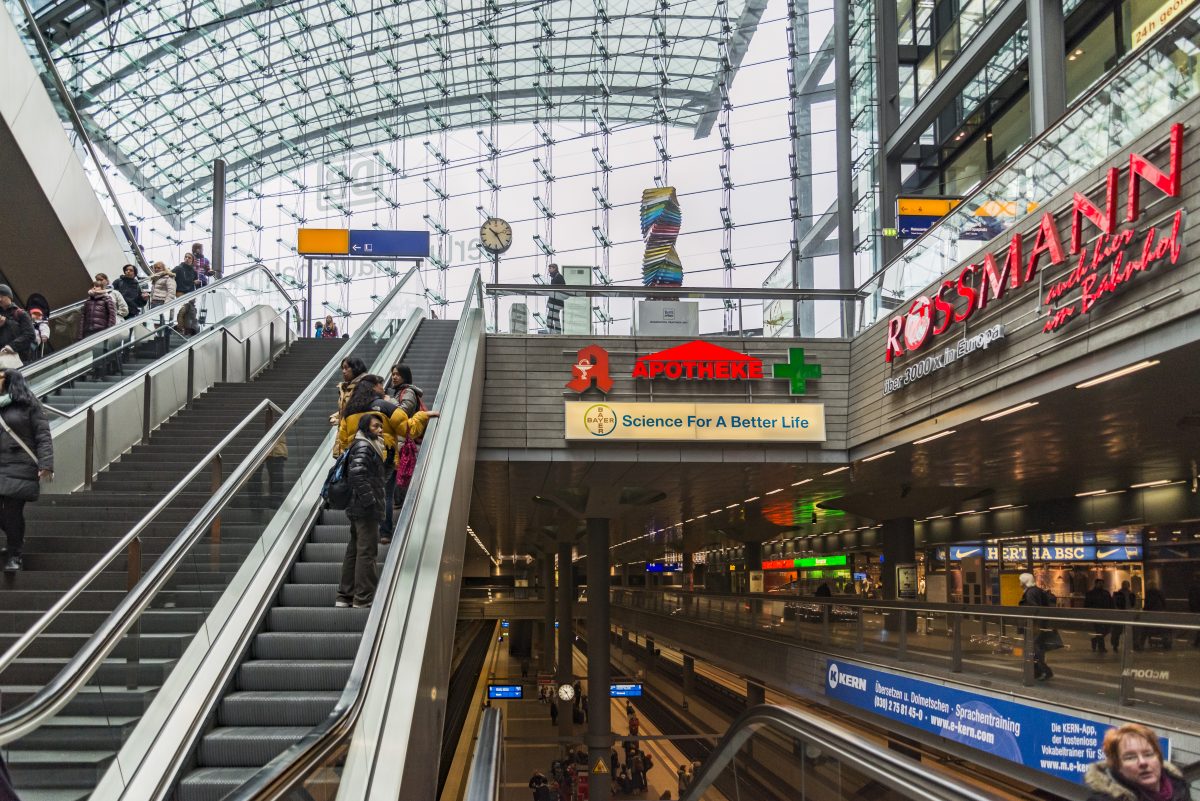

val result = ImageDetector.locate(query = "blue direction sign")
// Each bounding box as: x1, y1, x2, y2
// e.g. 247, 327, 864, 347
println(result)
487, 684, 524, 699
348, 229, 430, 258
610, 683, 643, 697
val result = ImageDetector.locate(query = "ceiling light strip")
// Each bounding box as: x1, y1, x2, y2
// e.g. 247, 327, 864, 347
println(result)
1075, 360, 1160, 389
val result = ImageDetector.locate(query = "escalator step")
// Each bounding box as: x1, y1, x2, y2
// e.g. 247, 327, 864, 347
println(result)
252, 632, 359, 660
217, 691, 340, 726
237, 660, 351, 691
265, 607, 369, 632
197, 726, 312, 767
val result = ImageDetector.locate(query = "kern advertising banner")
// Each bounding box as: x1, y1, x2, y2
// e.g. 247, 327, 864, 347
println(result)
824, 659, 1169, 783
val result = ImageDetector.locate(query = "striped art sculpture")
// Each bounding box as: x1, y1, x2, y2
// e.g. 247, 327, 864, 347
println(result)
640, 187, 683, 286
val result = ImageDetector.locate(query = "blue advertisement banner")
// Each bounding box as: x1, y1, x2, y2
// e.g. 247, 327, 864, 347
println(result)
946, 544, 1143, 562
823, 659, 1168, 783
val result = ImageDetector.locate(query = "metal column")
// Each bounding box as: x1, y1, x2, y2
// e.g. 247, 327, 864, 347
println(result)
1027, 0, 1067, 134
788, 0, 816, 337
873, 0, 903, 267
834, 0, 857, 337
586, 518, 612, 799
557, 541, 575, 739
542, 556, 556, 672
211, 158, 226, 277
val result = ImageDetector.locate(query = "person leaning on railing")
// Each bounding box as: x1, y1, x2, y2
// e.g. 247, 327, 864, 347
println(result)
1085, 723, 1193, 801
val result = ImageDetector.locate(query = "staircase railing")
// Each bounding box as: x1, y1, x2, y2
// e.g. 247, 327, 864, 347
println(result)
0, 266, 423, 752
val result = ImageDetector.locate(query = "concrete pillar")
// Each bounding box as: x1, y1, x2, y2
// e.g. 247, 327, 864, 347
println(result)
746, 680, 766, 707
557, 541, 575, 739
586, 518, 612, 799
1027, 0, 1067, 134
682, 654, 695, 710
541, 556, 555, 673
881, 518, 916, 632
683, 551, 694, 591
834, 0, 856, 336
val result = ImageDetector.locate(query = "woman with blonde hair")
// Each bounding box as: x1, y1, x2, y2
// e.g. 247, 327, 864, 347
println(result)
1085, 723, 1192, 800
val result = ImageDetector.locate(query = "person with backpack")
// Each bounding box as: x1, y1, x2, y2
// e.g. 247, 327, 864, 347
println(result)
0, 286, 36, 365
1018, 572, 1057, 681
335, 414, 388, 609
385, 363, 426, 544
0, 368, 54, 573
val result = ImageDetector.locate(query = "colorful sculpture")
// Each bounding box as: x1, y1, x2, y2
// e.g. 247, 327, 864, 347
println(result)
640, 187, 683, 286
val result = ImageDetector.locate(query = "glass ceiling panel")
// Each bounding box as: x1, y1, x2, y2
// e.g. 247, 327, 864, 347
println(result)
51, 0, 767, 220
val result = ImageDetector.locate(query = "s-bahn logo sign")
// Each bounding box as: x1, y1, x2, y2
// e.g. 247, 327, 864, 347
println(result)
885, 123, 1186, 364
566, 340, 823, 396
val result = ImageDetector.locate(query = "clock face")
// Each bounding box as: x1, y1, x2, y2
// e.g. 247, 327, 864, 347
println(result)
557, 683, 576, 702
480, 217, 513, 255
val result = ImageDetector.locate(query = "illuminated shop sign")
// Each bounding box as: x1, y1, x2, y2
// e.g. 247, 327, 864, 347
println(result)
883, 325, 1004, 395
645, 562, 682, 573
565, 342, 823, 396
885, 123, 1185, 363
564, 401, 826, 442
947, 544, 1143, 562
763, 554, 849, 570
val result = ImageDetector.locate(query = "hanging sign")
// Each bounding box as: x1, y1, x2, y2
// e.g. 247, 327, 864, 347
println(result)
564, 401, 826, 442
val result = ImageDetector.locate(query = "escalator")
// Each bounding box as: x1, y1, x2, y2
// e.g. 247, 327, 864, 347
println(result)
0, 271, 429, 801
174, 320, 458, 799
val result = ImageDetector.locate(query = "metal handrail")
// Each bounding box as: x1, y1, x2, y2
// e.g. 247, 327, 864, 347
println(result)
0, 265, 420, 747
0, 397, 282, 694
486, 283, 865, 301
463, 708, 503, 801
612, 588, 1200, 630
680, 704, 1006, 801
25, 264, 299, 383
223, 270, 484, 801
36, 325, 181, 410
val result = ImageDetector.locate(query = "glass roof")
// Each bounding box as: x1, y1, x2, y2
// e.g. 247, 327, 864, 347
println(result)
48, 0, 767, 220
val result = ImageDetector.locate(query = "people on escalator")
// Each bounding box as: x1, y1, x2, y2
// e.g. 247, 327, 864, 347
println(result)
27, 308, 50, 362
94, 272, 129, 319
1085, 579, 1114, 654
148, 261, 176, 308
321, 315, 340, 338
331, 357, 368, 429
191, 243, 213, 286
0, 286, 36, 365
173, 252, 198, 296
1085, 723, 1192, 801
78, 279, 119, 379
336, 414, 388, 609
113, 264, 147, 318
0, 368, 53, 573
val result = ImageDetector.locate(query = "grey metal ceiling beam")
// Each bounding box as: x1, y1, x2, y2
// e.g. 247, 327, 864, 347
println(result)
883, 0, 1025, 160
692, 0, 771, 137
795, 202, 839, 260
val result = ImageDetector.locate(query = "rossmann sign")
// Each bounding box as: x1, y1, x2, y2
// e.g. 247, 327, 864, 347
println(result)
885, 123, 1185, 363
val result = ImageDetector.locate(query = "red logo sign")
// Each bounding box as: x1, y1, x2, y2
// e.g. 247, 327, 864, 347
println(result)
631, 340, 764, 380
885, 123, 1184, 362
566, 344, 614, 393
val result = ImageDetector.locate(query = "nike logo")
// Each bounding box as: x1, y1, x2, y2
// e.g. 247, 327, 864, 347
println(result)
1097, 548, 1126, 559
954, 548, 981, 558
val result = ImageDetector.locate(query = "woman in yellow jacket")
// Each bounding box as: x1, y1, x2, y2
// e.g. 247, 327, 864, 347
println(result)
335, 375, 432, 461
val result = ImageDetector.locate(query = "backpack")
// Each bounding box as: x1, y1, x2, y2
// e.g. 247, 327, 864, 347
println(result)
321, 452, 352, 509
395, 437, 419, 490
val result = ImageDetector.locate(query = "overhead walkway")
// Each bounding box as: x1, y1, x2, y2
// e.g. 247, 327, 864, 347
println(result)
0, 269, 433, 800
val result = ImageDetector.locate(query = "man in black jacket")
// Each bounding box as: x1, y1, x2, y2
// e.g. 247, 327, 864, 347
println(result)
336, 414, 387, 609
0, 285, 35, 363
173, 253, 198, 296
1085, 579, 1114, 653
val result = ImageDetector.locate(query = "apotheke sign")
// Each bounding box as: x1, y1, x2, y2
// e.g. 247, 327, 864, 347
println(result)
884, 123, 1185, 364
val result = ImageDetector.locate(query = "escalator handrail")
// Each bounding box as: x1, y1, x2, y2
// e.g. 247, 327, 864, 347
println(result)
25, 264, 300, 384
0, 397, 283, 698
681, 703, 1007, 801
0, 265, 422, 747
463, 707, 503, 801
222, 269, 484, 801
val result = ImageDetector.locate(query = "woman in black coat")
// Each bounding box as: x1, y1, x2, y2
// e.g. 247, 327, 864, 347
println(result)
336, 413, 387, 608
112, 264, 147, 318
0, 368, 53, 572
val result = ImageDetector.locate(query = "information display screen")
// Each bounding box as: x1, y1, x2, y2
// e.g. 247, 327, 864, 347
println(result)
488, 685, 523, 699
610, 683, 644, 697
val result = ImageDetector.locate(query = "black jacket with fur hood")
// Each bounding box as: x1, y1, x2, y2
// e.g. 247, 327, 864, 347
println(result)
1084, 760, 1191, 801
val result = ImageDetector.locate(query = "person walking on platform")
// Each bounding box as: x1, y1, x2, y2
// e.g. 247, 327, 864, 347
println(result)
335, 415, 387, 609
1084, 723, 1192, 801
1018, 572, 1055, 681
1086, 579, 1114, 654
1113, 580, 1138, 651
677, 763, 690, 797
529, 770, 549, 801
1138, 584, 1170, 650
550, 700, 558, 726
0, 369, 53, 573
545, 263, 565, 334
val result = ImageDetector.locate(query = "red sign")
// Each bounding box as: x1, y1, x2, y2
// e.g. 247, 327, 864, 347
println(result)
885, 123, 1184, 362
566, 344, 614, 393
632, 340, 764, 380
763, 558, 794, 570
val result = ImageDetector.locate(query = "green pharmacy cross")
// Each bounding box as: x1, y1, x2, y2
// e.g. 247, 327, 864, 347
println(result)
773, 348, 822, 395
